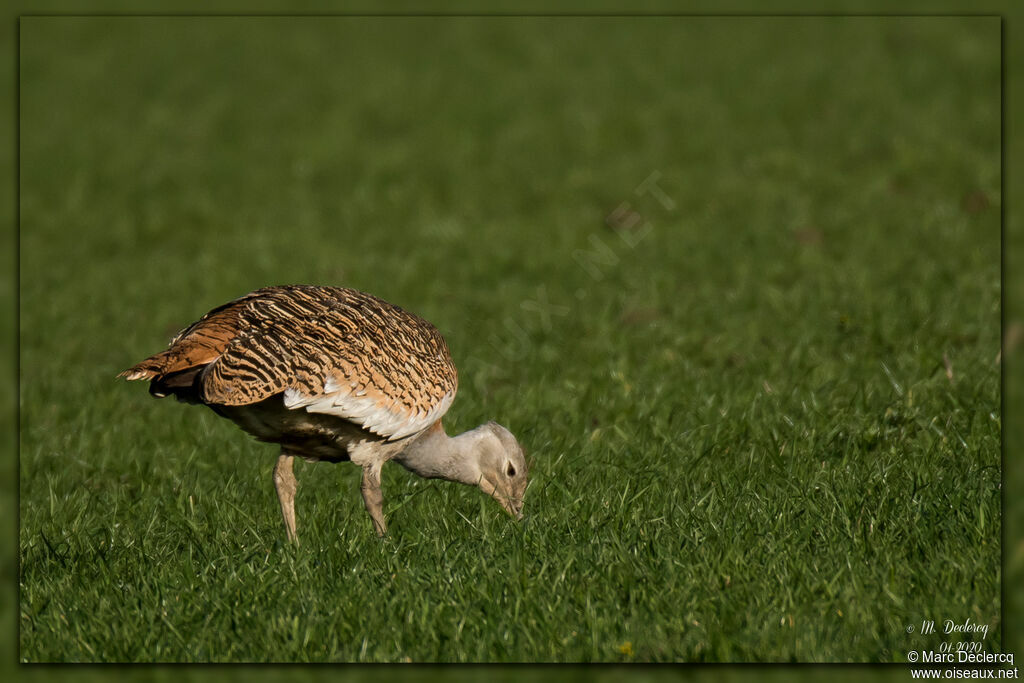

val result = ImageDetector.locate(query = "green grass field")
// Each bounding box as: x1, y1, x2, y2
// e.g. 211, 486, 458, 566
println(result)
19, 16, 1001, 662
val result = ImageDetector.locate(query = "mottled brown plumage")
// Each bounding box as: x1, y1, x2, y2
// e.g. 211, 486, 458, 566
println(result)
121, 285, 527, 541
122, 286, 457, 439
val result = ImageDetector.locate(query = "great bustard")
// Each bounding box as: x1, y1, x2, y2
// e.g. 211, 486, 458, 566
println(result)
120, 285, 528, 542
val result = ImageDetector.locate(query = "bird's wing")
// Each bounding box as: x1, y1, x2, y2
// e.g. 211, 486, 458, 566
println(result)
195, 286, 458, 441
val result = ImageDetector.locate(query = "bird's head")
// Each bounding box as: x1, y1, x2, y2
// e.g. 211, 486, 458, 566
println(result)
474, 422, 528, 520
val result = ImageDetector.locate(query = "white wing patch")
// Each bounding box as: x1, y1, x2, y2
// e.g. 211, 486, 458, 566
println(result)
282, 377, 455, 441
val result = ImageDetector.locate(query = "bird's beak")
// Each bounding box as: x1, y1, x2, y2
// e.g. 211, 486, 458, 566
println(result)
481, 478, 524, 521
491, 490, 523, 521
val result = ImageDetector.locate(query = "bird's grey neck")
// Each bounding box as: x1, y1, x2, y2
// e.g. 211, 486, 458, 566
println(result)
393, 422, 482, 485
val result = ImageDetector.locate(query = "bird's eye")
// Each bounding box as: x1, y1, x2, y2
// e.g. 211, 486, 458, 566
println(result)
507, 463, 516, 477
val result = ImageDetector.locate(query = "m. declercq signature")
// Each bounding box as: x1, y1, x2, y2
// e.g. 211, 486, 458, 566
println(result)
914, 618, 990, 639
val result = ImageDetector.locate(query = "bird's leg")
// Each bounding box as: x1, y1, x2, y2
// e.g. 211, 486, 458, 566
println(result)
360, 463, 387, 537
274, 450, 299, 545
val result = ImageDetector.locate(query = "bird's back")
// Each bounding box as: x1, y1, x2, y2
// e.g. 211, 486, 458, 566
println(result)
121, 285, 459, 442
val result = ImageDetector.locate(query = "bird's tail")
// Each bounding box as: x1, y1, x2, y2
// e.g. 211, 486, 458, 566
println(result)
118, 355, 169, 381
119, 351, 208, 401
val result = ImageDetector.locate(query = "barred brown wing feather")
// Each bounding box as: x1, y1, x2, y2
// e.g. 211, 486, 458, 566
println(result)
196, 286, 458, 440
